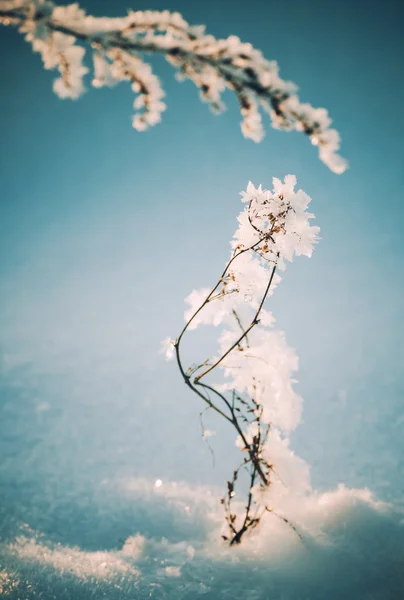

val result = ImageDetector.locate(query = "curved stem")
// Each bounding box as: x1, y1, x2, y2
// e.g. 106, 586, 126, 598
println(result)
194, 260, 277, 382
174, 342, 233, 424
176, 237, 265, 344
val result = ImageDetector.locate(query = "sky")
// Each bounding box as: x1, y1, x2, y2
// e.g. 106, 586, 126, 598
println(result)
0, 0, 403, 598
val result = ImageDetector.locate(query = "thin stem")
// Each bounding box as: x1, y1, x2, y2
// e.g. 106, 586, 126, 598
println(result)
174, 343, 233, 423
176, 238, 264, 344
230, 462, 258, 545
265, 508, 304, 543
193, 380, 268, 486
232, 308, 250, 348
194, 261, 277, 382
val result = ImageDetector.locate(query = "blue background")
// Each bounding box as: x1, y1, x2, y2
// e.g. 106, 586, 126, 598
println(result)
0, 1, 403, 595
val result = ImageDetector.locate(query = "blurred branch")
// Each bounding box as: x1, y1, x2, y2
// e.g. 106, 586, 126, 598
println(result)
0, 0, 347, 172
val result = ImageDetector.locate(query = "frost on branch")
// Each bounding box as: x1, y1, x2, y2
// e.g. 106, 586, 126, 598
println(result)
0, 0, 347, 171
169, 175, 319, 545
18, 4, 88, 99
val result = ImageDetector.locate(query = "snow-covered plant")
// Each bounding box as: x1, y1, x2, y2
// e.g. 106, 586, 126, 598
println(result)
1, 0, 340, 546
0, 0, 346, 172
163, 175, 319, 544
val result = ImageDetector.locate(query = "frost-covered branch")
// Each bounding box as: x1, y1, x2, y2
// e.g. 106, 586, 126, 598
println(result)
0, 0, 347, 172
163, 175, 319, 544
